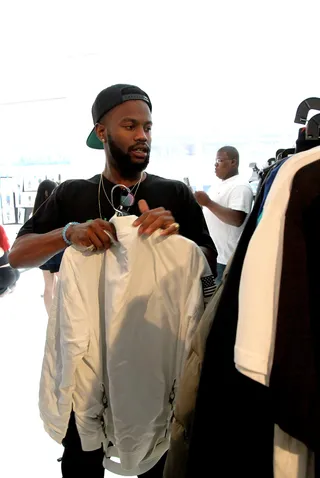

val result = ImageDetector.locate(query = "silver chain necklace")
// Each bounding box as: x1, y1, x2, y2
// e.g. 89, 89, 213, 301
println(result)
98, 173, 143, 219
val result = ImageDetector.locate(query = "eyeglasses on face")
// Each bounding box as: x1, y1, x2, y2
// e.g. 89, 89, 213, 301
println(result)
215, 158, 232, 164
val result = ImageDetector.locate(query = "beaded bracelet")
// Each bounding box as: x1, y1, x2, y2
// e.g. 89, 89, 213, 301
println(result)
62, 222, 79, 246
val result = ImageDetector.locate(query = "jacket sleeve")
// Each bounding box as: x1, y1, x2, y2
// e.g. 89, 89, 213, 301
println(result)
61, 249, 107, 452
39, 248, 91, 445
58, 249, 92, 405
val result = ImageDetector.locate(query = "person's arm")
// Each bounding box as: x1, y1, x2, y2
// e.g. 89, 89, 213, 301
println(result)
9, 220, 117, 269
9, 185, 66, 268
203, 199, 246, 227
9, 229, 66, 269
9, 183, 118, 269
195, 186, 253, 227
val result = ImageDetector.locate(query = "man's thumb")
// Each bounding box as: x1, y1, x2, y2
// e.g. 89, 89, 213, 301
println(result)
138, 199, 150, 214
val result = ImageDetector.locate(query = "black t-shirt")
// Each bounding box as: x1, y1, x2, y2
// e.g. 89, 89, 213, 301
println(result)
18, 174, 216, 268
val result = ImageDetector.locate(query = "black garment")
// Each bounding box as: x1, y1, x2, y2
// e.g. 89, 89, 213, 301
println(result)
0, 266, 20, 295
0, 252, 20, 295
61, 413, 104, 478
39, 251, 64, 273
295, 127, 320, 154
62, 413, 166, 478
185, 184, 275, 478
270, 160, 320, 453
17, 174, 216, 271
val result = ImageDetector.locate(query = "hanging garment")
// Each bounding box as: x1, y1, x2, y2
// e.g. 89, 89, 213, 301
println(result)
236, 146, 320, 387
39, 215, 215, 476
236, 147, 320, 478
173, 186, 276, 478
163, 260, 232, 478
270, 160, 320, 453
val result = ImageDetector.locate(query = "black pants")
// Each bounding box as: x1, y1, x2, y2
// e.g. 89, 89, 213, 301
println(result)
0, 267, 20, 295
61, 413, 166, 477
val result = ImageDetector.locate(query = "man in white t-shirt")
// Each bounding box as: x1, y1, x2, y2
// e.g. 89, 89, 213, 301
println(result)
195, 146, 253, 284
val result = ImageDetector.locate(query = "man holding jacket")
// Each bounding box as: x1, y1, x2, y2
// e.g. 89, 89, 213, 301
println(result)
10, 84, 216, 478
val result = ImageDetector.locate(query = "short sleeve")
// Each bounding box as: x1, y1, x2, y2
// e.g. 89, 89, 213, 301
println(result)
17, 184, 66, 238
228, 185, 253, 214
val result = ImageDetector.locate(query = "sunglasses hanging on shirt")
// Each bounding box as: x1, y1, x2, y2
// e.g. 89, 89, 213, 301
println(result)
98, 173, 142, 219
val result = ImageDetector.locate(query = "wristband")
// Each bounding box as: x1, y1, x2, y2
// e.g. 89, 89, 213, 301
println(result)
62, 222, 79, 246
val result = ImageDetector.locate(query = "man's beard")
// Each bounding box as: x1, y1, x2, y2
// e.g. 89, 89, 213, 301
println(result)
107, 134, 150, 180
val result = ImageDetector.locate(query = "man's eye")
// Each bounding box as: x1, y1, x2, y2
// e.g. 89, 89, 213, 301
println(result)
124, 125, 134, 130
145, 126, 152, 132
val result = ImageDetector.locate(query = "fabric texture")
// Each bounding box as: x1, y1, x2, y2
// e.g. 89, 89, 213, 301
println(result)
40, 215, 215, 476
204, 174, 253, 264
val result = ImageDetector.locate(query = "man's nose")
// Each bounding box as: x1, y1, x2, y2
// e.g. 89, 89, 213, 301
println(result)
134, 126, 149, 142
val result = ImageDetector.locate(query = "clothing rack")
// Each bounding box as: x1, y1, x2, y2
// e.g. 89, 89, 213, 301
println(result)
170, 97, 320, 478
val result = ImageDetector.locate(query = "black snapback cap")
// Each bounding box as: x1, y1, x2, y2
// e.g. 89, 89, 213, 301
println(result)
86, 84, 152, 149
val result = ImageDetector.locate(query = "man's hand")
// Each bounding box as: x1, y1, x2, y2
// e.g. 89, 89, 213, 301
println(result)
67, 219, 117, 250
194, 191, 211, 207
133, 200, 180, 237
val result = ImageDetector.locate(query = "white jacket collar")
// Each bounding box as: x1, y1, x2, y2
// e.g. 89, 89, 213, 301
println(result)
109, 214, 138, 241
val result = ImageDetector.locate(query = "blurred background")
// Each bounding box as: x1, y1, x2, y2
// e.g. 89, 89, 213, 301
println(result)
1, 0, 319, 193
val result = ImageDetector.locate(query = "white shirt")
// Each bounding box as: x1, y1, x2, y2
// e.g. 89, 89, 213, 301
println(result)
39, 215, 215, 476
203, 175, 253, 265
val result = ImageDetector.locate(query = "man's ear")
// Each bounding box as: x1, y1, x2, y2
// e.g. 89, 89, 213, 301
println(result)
95, 123, 106, 143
